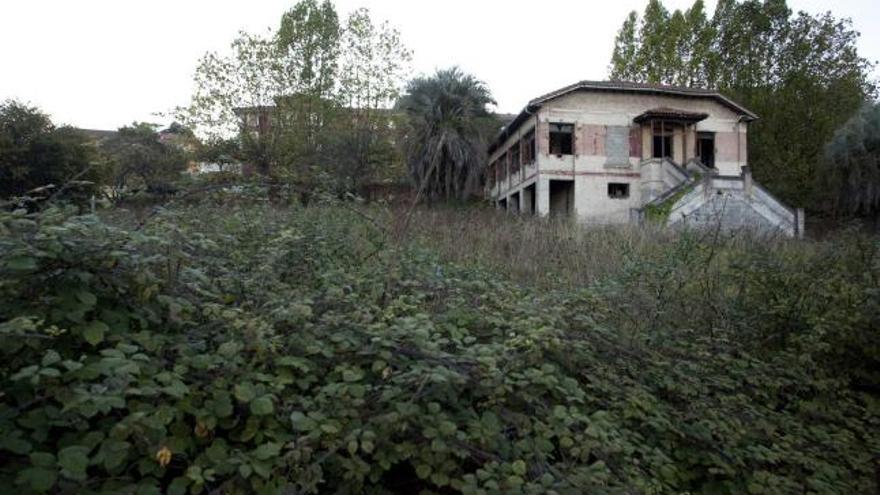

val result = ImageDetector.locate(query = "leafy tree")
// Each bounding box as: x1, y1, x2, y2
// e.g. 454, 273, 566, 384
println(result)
397, 68, 496, 201
181, 0, 410, 194
608, 0, 875, 210
185, 31, 289, 176
197, 137, 242, 173
609, 12, 639, 82
101, 123, 188, 200
325, 7, 412, 193
0, 100, 98, 201
636, 0, 672, 84
820, 101, 880, 217
681, 0, 712, 87
273, 0, 342, 172
277, 0, 340, 101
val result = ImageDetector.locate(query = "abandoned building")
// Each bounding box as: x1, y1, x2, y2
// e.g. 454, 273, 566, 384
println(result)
487, 80, 804, 236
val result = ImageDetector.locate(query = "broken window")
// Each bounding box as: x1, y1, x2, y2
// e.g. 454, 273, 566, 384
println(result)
607, 183, 630, 199
522, 129, 536, 164
510, 143, 520, 173
549, 123, 574, 155
652, 121, 673, 159
629, 126, 642, 158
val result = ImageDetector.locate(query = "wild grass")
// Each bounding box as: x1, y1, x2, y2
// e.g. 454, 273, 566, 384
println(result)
402, 204, 800, 289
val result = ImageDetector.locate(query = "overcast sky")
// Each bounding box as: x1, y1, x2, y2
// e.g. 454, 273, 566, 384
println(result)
1, 0, 878, 130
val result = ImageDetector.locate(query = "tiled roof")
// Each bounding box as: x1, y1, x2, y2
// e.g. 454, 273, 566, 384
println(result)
489, 80, 757, 153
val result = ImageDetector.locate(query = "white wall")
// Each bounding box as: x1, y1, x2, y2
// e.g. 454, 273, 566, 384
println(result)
491, 89, 753, 224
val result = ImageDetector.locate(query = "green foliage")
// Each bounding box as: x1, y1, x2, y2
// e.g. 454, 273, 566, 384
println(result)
397, 67, 497, 201
277, 0, 341, 99
0, 99, 99, 201
608, 0, 876, 211
642, 181, 696, 222
182, 0, 411, 191
196, 137, 241, 173
101, 122, 189, 200
1, 199, 878, 494
820, 101, 880, 217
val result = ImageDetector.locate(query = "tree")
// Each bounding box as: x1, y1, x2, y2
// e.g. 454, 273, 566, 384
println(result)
681, 0, 712, 87
273, 0, 342, 173
820, 102, 880, 217
185, 31, 290, 176
101, 123, 188, 200
197, 137, 242, 173
636, 0, 672, 84
324, 7, 412, 193
396, 68, 496, 201
181, 0, 411, 193
609, 12, 639, 82
608, 0, 875, 210
0, 99, 98, 201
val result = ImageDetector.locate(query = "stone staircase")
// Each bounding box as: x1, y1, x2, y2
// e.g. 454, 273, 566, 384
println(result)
637, 160, 804, 237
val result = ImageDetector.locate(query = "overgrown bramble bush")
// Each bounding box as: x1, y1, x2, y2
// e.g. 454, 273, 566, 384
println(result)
0, 199, 878, 494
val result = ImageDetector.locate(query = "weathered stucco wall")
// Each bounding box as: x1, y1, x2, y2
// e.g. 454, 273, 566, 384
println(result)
541, 91, 748, 173
491, 89, 753, 225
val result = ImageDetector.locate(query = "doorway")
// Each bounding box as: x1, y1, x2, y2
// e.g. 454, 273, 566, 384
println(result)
523, 183, 536, 215
549, 180, 574, 217
698, 132, 715, 169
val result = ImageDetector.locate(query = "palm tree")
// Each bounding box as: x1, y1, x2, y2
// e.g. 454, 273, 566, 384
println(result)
396, 68, 495, 201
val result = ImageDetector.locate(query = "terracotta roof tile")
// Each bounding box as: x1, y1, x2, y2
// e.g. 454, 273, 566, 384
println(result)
489, 80, 757, 153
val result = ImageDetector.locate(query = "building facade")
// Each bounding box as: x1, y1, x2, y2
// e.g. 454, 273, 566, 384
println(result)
488, 81, 803, 236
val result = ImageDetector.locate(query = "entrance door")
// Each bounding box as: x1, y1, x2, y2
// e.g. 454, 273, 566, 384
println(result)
698, 132, 715, 169
549, 180, 574, 217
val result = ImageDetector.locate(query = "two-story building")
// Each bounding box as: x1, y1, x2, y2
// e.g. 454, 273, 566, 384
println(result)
488, 80, 803, 236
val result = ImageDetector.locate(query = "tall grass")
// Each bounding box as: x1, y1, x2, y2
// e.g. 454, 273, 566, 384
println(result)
403, 204, 798, 289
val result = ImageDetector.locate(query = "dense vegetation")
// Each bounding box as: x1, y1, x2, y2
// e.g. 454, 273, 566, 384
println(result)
1, 184, 878, 494
609, 0, 878, 217
2, 1, 879, 493
822, 101, 880, 217
181, 0, 412, 193
396, 68, 497, 201
0, 100, 100, 201
0, 100, 192, 207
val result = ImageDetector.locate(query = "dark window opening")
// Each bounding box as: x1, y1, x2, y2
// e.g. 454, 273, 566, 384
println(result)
608, 183, 630, 199
258, 113, 270, 134
523, 183, 536, 215
510, 144, 521, 173
549, 123, 574, 155
651, 121, 673, 159
652, 135, 672, 158
698, 132, 715, 168
522, 129, 536, 164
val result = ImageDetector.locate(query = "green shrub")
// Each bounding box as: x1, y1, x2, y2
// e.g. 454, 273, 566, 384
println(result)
0, 202, 878, 494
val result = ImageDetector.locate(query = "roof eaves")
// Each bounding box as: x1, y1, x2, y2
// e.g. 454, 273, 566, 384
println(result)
488, 80, 758, 153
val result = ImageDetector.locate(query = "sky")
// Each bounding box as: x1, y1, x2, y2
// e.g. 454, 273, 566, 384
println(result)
1, 0, 878, 130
